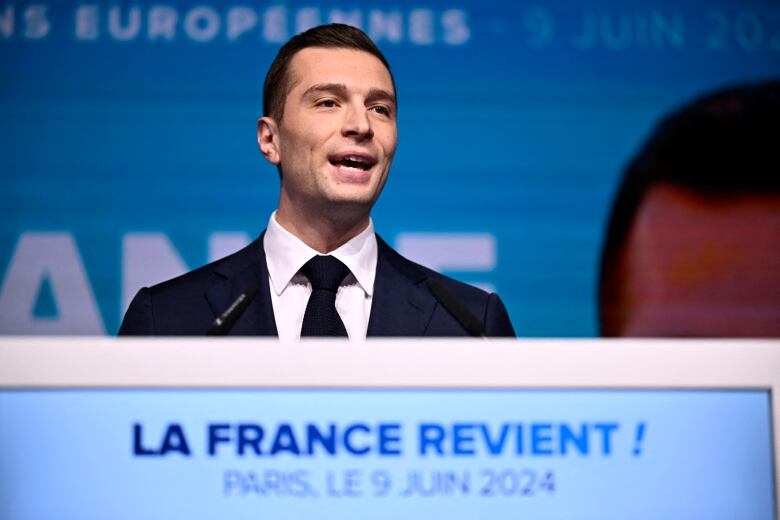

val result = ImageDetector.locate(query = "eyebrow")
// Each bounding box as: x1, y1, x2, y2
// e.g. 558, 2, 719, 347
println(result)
365, 88, 397, 107
301, 83, 396, 107
301, 83, 348, 100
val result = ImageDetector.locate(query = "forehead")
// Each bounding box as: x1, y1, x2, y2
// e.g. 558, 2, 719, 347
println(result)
616, 183, 780, 335
627, 183, 780, 275
285, 47, 395, 95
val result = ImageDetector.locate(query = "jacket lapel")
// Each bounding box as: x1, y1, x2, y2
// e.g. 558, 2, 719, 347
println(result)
204, 235, 278, 336
367, 236, 437, 337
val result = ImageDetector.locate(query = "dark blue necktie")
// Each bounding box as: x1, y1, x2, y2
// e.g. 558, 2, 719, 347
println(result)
300, 255, 350, 337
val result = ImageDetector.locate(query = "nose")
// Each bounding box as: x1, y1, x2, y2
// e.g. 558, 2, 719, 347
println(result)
341, 104, 373, 141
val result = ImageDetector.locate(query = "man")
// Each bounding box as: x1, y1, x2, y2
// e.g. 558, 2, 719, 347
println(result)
119, 24, 515, 339
599, 81, 780, 337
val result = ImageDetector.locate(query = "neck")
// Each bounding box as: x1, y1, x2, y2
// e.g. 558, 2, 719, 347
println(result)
275, 199, 371, 253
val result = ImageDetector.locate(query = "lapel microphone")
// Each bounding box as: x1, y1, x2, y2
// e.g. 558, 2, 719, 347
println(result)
206, 282, 259, 336
425, 279, 486, 338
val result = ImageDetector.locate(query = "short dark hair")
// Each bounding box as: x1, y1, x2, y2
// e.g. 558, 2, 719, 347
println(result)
598, 81, 780, 335
263, 23, 395, 121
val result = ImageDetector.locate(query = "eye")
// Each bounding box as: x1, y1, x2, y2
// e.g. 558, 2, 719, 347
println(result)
315, 98, 338, 108
370, 105, 392, 117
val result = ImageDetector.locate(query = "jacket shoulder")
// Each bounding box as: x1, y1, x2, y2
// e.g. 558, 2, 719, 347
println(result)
118, 237, 264, 335
376, 236, 516, 337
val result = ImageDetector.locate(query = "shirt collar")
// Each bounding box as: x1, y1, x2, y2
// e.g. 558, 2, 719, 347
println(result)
263, 211, 377, 297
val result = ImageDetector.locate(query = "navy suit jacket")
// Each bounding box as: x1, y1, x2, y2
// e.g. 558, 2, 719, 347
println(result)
118, 234, 516, 337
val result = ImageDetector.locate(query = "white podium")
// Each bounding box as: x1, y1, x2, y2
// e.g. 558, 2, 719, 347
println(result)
1, 338, 778, 519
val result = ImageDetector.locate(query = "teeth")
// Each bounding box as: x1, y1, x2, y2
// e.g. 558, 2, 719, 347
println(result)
331, 154, 374, 171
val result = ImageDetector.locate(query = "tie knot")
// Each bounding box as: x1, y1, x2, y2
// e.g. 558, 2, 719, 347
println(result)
301, 255, 350, 292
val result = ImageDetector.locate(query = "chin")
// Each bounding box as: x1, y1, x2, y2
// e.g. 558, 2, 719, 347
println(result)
328, 182, 383, 203
321, 190, 378, 214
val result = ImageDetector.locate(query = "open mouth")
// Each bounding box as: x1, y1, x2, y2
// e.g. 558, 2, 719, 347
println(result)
328, 153, 378, 172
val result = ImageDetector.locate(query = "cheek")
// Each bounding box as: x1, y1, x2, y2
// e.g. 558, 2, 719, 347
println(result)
379, 131, 398, 160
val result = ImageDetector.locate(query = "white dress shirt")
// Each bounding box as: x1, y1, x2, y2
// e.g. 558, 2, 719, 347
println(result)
263, 212, 377, 341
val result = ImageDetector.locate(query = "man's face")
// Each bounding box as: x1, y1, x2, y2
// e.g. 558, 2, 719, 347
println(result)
261, 47, 397, 221
604, 183, 780, 337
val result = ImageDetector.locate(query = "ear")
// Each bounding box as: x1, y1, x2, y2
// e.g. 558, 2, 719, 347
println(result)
257, 116, 281, 165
